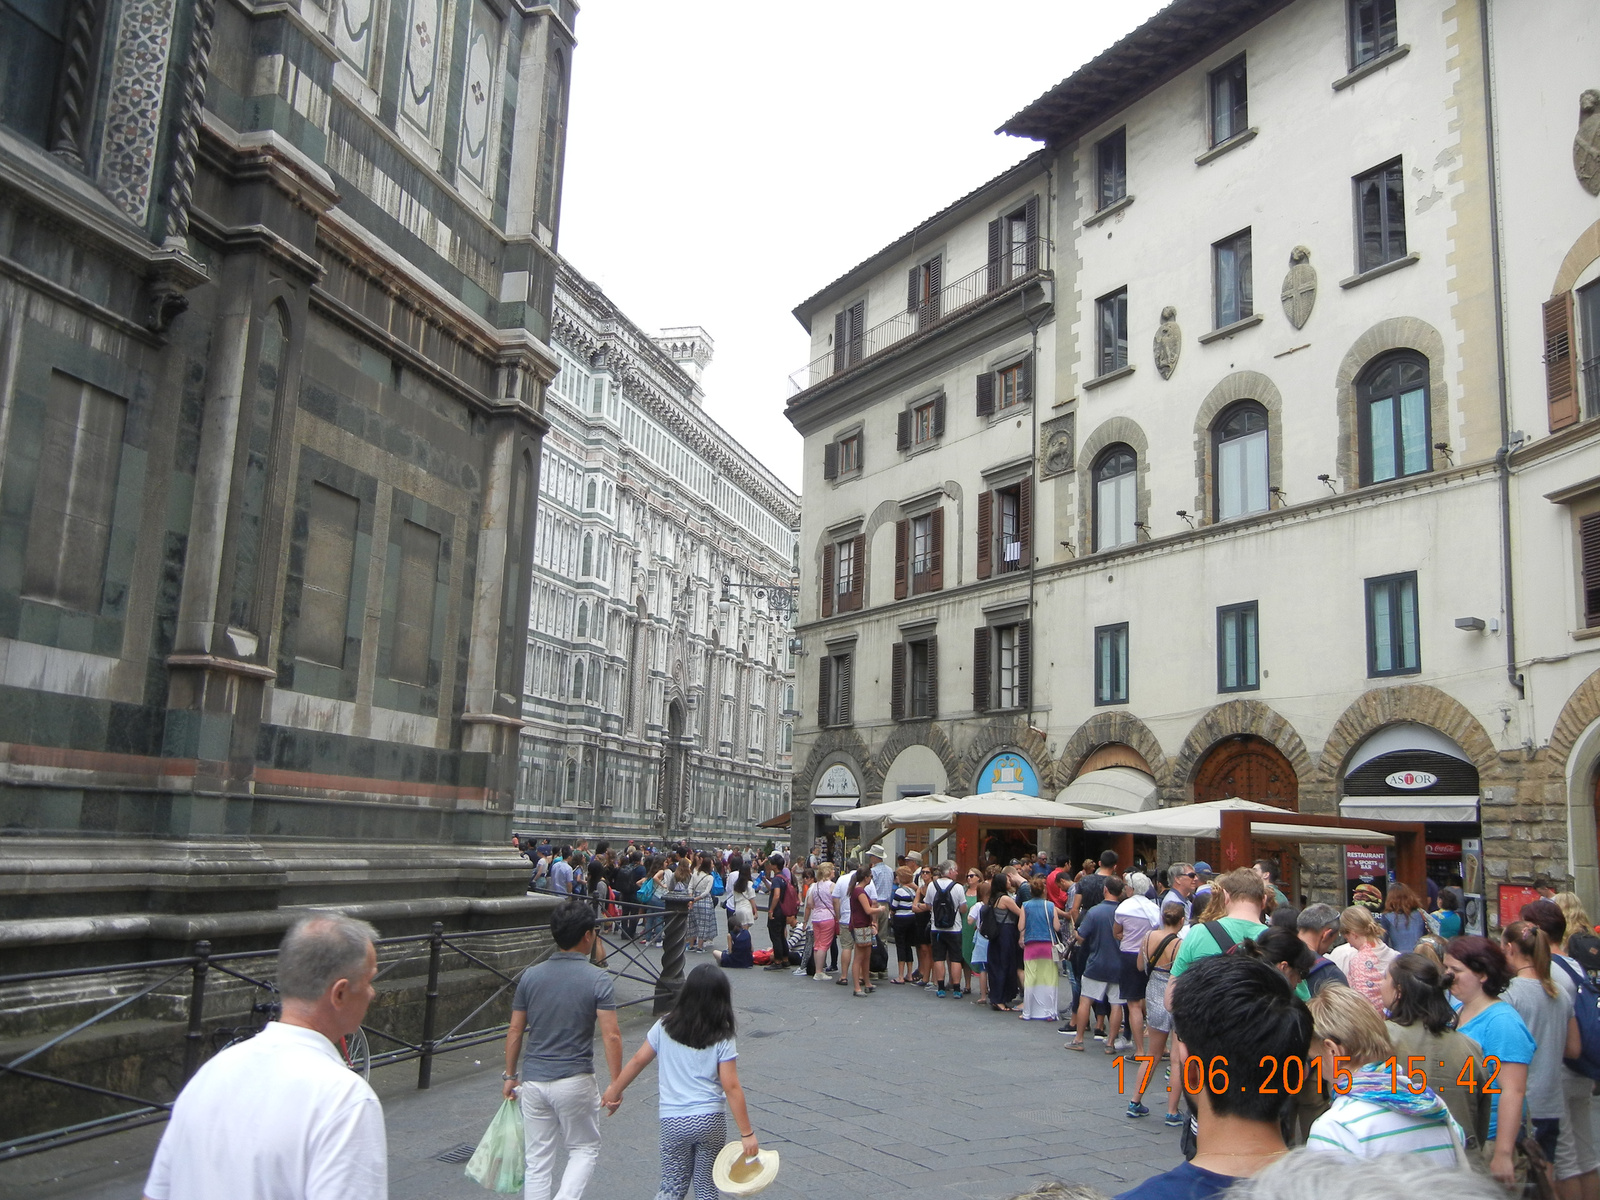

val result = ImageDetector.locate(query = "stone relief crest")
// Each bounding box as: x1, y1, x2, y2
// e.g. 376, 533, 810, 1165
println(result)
1576, 90, 1600, 196
1039, 412, 1076, 480
1280, 246, 1317, 330
1152, 307, 1182, 380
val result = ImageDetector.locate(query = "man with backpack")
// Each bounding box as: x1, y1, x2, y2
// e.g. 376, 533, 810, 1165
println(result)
925, 861, 966, 999
1167, 868, 1268, 984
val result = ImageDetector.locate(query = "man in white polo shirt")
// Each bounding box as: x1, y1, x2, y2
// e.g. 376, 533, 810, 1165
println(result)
143, 913, 386, 1200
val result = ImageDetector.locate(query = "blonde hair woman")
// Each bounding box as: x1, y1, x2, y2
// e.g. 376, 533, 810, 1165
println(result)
805, 863, 838, 980
1306, 984, 1468, 1166
1328, 905, 1398, 1010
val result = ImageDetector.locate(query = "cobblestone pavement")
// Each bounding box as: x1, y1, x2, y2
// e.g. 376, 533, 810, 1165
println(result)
2, 939, 1184, 1200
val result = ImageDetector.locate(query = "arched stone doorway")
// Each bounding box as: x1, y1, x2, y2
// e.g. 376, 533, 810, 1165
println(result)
1193, 735, 1300, 897
662, 700, 688, 831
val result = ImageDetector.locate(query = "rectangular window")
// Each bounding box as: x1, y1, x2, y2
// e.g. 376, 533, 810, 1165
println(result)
1097, 129, 1127, 209
298, 483, 360, 667
910, 255, 943, 327
1097, 288, 1129, 375
995, 624, 1018, 709
835, 537, 856, 599
1366, 572, 1420, 677
912, 399, 936, 446
837, 433, 861, 475
825, 650, 852, 726
832, 300, 864, 374
390, 520, 441, 685
1209, 55, 1248, 145
911, 514, 932, 577
1095, 622, 1129, 706
996, 483, 1023, 573
22, 374, 126, 614
1006, 211, 1029, 280
1213, 229, 1253, 328
998, 362, 1025, 409
908, 639, 932, 718
1349, 0, 1399, 67
1356, 159, 1407, 273
1217, 601, 1260, 692
1581, 281, 1600, 420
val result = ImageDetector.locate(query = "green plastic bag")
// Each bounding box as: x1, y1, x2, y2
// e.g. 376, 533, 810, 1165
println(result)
465, 1098, 525, 1193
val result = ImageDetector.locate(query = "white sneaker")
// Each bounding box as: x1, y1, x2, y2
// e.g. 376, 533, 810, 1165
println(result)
791, 967, 807, 976
814, 971, 832, 980
1112, 1036, 1133, 1052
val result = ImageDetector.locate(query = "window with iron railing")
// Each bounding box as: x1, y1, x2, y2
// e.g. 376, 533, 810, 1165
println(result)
1580, 280, 1600, 420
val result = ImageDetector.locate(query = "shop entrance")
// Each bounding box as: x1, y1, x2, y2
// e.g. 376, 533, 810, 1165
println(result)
1192, 736, 1301, 898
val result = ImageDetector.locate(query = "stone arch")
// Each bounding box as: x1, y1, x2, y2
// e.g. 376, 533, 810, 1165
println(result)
1333, 317, 1450, 491
1171, 700, 1314, 801
874, 721, 961, 788
1191, 371, 1284, 523
1314, 685, 1504, 801
1549, 665, 1600, 768
792, 726, 879, 802
1548, 668, 1600, 915
1553, 216, 1600, 297
1076, 416, 1152, 556
1056, 711, 1172, 794
959, 717, 1051, 794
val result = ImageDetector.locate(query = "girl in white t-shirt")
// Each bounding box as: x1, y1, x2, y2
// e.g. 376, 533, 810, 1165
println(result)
602, 964, 762, 1200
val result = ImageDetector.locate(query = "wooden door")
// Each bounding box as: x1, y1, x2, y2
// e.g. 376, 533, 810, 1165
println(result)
1192, 736, 1301, 899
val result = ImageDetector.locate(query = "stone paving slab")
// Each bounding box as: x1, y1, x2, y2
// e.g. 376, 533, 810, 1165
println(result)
0, 940, 1186, 1199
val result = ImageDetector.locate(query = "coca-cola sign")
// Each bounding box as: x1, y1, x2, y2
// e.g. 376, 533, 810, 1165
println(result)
1385, 770, 1438, 790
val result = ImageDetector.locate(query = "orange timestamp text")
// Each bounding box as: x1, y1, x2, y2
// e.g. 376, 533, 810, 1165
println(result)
1115, 1054, 1503, 1097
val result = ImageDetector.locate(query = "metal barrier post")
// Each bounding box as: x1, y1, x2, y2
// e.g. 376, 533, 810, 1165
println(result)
418, 921, 443, 1090
654, 895, 689, 1015
182, 940, 211, 1082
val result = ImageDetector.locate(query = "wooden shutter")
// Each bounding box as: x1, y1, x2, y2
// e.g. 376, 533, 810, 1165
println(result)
1016, 620, 1032, 709
932, 394, 946, 437
846, 534, 866, 611
908, 266, 920, 314
925, 255, 942, 321
821, 542, 835, 618
1018, 354, 1034, 405
1017, 476, 1033, 566
818, 653, 832, 726
987, 218, 1003, 292
976, 491, 993, 579
1024, 196, 1040, 272
973, 627, 990, 713
837, 653, 852, 725
976, 371, 995, 417
897, 410, 911, 451
1546, 293, 1581, 432
929, 507, 944, 591
1584, 512, 1600, 627
848, 302, 864, 362
833, 310, 848, 374
925, 636, 938, 719
894, 518, 909, 600
890, 642, 906, 721
824, 442, 839, 480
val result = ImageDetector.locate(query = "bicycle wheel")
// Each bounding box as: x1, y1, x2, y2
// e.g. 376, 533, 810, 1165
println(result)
341, 1026, 371, 1078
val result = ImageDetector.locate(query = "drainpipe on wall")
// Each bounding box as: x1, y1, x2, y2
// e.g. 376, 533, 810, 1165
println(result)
1478, 0, 1524, 701
1025, 160, 1053, 731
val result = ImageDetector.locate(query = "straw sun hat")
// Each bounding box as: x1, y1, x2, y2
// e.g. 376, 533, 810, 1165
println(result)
712, 1141, 780, 1195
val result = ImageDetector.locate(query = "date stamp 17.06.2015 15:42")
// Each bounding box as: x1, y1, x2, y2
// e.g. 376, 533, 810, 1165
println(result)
1115, 1054, 1504, 1097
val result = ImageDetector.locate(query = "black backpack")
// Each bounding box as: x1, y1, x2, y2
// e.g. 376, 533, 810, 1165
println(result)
980, 902, 998, 941
930, 881, 958, 928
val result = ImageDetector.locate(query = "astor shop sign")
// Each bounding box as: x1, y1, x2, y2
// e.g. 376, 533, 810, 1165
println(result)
1385, 770, 1439, 790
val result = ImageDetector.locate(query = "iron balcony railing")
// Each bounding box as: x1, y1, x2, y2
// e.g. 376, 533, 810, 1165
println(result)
1583, 355, 1600, 421
790, 236, 1052, 394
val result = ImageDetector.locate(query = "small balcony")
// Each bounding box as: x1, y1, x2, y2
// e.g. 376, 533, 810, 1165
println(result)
1584, 355, 1600, 421
789, 237, 1051, 395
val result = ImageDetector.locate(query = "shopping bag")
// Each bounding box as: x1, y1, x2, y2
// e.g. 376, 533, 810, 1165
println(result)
465, 1098, 525, 1193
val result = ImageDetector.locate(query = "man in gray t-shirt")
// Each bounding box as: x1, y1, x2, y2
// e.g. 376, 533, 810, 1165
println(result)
504, 899, 623, 1200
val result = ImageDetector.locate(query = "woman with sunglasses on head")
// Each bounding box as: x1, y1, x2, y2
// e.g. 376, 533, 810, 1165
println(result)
960, 868, 982, 996
1382, 952, 1488, 1149
1445, 935, 1535, 1186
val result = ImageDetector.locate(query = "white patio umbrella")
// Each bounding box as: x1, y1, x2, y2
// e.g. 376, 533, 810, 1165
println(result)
1080, 797, 1395, 845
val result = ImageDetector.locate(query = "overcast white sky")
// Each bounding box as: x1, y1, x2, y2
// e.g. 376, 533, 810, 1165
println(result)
557, 1, 1170, 494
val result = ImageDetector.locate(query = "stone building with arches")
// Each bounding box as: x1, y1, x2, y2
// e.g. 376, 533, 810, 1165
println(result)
514, 259, 800, 846
786, 0, 1597, 921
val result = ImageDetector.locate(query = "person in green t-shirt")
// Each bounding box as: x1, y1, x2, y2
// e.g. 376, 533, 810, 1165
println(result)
1169, 867, 1269, 983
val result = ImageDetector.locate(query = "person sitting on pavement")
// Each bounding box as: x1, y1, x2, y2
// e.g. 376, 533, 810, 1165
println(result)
1115, 953, 1313, 1200
718, 912, 753, 969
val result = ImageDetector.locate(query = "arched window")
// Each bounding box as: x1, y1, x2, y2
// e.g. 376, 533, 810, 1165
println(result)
565, 757, 577, 801
1094, 446, 1137, 550
1359, 353, 1430, 485
1214, 402, 1269, 520
576, 602, 588, 639
572, 657, 585, 699
585, 478, 597, 509
537, 52, 567, 232
581, 532, 593, 576
588, 662, 600, 701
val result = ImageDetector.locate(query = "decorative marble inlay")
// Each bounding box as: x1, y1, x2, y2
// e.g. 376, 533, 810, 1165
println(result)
1152, 306, 1182, 380
1039, 412, 1076, 480
335, 0, 375, 74
400, 0, 442, 136
1280, 246, 1317, 330
456, 1, 498, 188
98, 0, 177, 225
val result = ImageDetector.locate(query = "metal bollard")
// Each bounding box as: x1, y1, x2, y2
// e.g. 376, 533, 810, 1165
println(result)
654, 895, 690, 1015
418, 921, 443, 1089
182, 940, 212, 1082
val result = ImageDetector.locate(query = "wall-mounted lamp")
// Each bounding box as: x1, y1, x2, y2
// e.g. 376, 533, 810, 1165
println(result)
1269, 486, 1287, 507
1176, 510, 1195, 529
1317, 474, 1337, 494
1133, 521, 1151, 542
1434, 442, 1455, 467
1454, 617, 1486, 632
